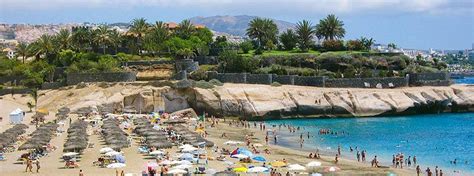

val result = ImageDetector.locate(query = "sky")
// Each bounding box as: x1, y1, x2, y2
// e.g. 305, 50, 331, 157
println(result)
0, 0, 473, 50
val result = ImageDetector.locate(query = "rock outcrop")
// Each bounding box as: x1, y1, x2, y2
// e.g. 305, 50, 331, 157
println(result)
191, 84, 474, 119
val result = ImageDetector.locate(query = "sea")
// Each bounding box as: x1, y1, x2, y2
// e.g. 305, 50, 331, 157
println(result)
264, 77, 474, 174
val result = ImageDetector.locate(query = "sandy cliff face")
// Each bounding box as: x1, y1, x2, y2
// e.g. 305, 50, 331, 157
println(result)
29, 83, 474, 119
192, 84, 474, 119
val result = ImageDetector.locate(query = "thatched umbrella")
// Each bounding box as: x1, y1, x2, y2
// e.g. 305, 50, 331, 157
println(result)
214, 171, 238, 176
147, 142, 173, 149
18, 142, 42, 150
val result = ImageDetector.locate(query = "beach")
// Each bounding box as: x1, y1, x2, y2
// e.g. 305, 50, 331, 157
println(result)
0, 93, 416, 176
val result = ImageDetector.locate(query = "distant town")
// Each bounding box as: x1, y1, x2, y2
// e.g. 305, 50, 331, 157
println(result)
1, 22, 473, 74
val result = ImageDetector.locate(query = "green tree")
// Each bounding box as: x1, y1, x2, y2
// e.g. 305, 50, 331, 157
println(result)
279, 29, 298, 51
93, 25, 112, 54
71, 26, 92, 52
246, 18, 278, 50
388, 43, 397, 50
176, 19, 195, 39
109, 29, 122, 54
239, 41, 253, 54
30, 34, 54, 59
176, 48, 196, 60
29, 88, 39, 111
27, 102, 34, 112
56, 29, 71, 51
16, 42, 30, 63
295, 20, 316, 52
360, 37, 375, 51
316, 14, 346, 41
129, 18, 150, 54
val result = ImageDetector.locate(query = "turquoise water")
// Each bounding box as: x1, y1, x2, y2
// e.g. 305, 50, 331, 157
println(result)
455, 77, 474, 84
265, 113, 474, 173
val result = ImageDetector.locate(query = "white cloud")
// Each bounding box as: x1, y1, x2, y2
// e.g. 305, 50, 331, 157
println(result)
0, 0, 471, 14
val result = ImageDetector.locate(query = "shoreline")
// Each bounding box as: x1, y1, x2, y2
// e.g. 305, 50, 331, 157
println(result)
261, 116, 474, 175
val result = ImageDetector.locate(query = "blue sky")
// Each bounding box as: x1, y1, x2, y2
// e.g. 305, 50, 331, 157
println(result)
0, 0, 473, 50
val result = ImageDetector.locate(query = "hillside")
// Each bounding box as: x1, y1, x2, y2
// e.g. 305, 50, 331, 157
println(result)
189, 15, 295, 36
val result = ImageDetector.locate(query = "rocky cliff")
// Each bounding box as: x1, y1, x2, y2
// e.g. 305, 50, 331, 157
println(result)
191, 84, 474, 119
34, 83, 474, 119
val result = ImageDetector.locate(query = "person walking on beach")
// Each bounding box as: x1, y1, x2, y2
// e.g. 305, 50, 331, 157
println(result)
265, 135, 269, 145
337, 145, 341, 156
416, 165, 421, 176
426, 167, 432, 176
392, 155, 396, 167
335, 154, 339, 164
79, 169, 84, 176
35, 159, 40, 173
274, 135, 278, 144
356, 151, 360, 162
439, 169, 443, 176
25, 158, 32, 172
413, 155, 417, 165
435, 166, 438, 176
408, 156, 412, 167
361, 150, 366, 162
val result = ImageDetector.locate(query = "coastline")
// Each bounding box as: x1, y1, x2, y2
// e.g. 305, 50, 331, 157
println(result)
263, 115, 474, 175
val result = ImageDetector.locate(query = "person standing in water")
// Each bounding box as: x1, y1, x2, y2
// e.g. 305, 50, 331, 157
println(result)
416, 165, 421, 176
413, 155, 417, 165
337, 145, 341, 156
356, 151, 360, 162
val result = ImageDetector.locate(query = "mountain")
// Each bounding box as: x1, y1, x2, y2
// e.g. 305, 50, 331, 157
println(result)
189, 15, 295, 36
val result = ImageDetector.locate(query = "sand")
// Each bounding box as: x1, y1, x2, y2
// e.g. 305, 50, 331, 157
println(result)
0, 111, 416, 176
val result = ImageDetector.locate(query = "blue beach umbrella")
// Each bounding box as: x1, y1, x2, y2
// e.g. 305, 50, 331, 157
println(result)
252, 156, 266, 162
115, 154, 126, 163
179, 153, 194, 160
238, 148, 253, 157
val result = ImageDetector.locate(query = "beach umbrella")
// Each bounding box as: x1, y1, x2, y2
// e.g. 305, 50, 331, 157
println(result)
106, 163, 126, 169
252, 156, 266, 162
63, 152, 79, 157
105, 151, 122, 157
310, 173, 323, 176
233, 167, 248, 173
167, 169, 188, 174
323, 166, 341, 172
100, 147, 115, 154
253, 143, 263, 147
307, 161, 322, 167
247, 166, 269, 173
149, 150, 165, 155
172, 164, 193, 169
288, 164, 306, 171
270, 161, 287, 167
179, 144, 194, 149
231, 154, 249, 159
115, 154, 126, 163
181, 146, 198, 152
179, 153, 194, 160
214, 171, 238, 176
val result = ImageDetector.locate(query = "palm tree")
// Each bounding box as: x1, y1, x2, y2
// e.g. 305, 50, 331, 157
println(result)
109, 29, 122, 54
316, 14, 346, 41
176, 48, 196, 60
16, 42, 30, 63
360, 37, 375, 51
71, 26, 92, 52
56, 29, 71, 51
31, 34, 54, 59
93, 25, 112, 54
279, 29, 298, 50
246, 18, 278, 49
29, 89, 38, 111
388, 43, 397, 50
295, 20, 316, 52
129, 18, 150, 54
176, 20, 195, 39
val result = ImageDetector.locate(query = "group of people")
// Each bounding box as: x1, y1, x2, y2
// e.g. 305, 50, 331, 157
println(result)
416, 165, 443, 176
24, 158, 40, 173
392, 153, 416, 168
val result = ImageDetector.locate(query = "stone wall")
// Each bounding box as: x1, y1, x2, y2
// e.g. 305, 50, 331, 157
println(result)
41, 82, 66, 90
0, 88, 31, 96
194, 56, 218, 65
122, 60, 174, 66
0, 76, 25, 85
325, 77, 408, 88
409, 72, 451, 86
293, 76, 325, 87
246, 74, 272, 85
66, 72, 137, 85
207, 72, 409, 88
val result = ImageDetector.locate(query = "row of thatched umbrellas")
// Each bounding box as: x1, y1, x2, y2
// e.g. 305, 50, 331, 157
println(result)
133, 118, 173, 149
101, 118, 130, 151
0, 124, 29, 149
171, 124, 214, 148
18, 123, 59, 150
63, 120, 89, 152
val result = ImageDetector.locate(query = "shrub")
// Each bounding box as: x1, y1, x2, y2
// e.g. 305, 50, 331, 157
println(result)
209, 79, 223, 86
346, 40, 365, 51
189, 65, 217, 81
239, 41, 253, 54
255, 48, 263, 55
271, 82, 282, 87
194, 80, 215, 89
322, 40, 345, 51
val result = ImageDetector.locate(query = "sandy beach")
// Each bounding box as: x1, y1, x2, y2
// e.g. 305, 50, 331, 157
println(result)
0, 92, 416, 176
